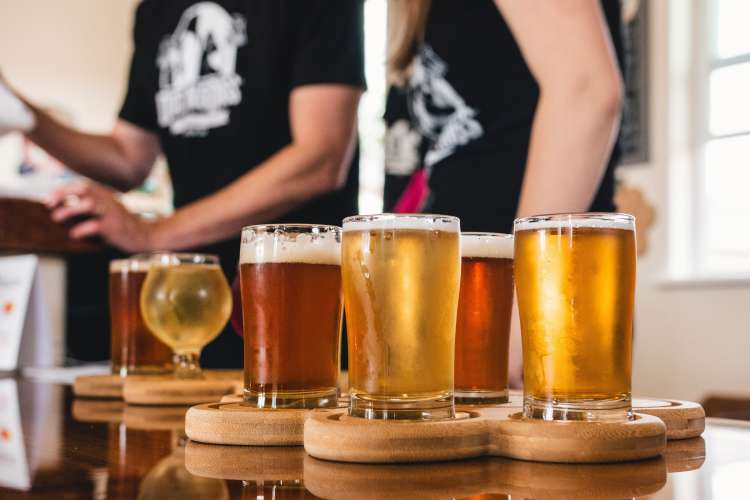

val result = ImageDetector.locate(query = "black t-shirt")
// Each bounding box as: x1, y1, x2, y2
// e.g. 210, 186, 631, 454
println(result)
383, 0, 624, 232
119, 0, 365, 367
120, 0, 365, 275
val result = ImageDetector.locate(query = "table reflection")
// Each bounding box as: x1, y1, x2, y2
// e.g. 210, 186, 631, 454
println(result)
4, 379, 750, 499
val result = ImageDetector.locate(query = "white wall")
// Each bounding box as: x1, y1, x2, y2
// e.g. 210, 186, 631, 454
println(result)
0, 0, 171, 213
623, 0, 750, 402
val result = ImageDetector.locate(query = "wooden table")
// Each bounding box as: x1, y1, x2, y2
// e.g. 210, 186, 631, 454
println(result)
0, 378, 747, 499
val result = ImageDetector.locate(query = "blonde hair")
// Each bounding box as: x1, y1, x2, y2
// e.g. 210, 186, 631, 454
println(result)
388, 0, 432, 84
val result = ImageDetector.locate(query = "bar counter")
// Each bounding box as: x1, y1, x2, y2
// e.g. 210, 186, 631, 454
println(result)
0, 378, 747, 499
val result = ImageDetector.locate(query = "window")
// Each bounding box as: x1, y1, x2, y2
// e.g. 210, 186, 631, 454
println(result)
697, 0, 750, 275
357, 0, 388, 214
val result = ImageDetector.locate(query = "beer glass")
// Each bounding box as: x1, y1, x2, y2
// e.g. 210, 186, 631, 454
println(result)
140, 253, 232, 379
455, 233, 514, 404
514, 213, 636, 421
240, 225, 342, 408
343, 214, 461, 420
109, 257, 172, 376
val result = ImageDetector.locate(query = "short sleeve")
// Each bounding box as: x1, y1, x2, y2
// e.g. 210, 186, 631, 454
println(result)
291, 0, 366, 90
118, 1, 158, 131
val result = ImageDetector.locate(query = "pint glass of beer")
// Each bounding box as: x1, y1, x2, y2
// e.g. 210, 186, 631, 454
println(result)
240, 225, 342, 408
109, 257, 172, 376
455, 233, 514, 404
514, 213, 636, 421
140, 253, 232, 379
343, 214, 461, 420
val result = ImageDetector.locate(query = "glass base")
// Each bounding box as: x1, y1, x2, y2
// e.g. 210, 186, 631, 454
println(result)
523, 394, 633, 421
243, 387, 338, 409
454, 389, 508, 405
348, 391, 455, 420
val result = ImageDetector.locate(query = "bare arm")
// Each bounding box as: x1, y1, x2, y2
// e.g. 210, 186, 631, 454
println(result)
494, 0, 623, 217
150, 84, 361, 249
25, 105, 160, 191
49, 84, 361, 252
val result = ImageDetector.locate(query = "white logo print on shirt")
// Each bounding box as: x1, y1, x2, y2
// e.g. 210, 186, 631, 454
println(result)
408, 45, 483, 168
156, 2, 247, 136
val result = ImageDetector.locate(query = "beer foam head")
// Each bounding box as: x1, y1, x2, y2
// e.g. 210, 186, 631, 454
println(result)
343, 214, 460, 232
514, 213, 634, 232
461, 233, 513, 259
240, 225, 341, 265
109, 257, 151, 272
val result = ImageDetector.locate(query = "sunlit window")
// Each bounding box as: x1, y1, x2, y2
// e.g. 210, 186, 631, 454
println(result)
699, 0, 750, 274
357, 0, 387, 214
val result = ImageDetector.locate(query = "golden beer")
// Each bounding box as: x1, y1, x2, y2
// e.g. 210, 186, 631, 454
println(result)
240, 225, 342, 409
343, 214, 461, 420
109, 258, 172, 375
454, 233, 514, 404
140, 253, 232, 378
514, 213, 636, 420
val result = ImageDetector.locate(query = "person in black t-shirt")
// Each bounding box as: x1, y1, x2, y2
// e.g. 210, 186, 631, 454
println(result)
6, 1, 365, 367
384, 0, 625, 384
384, 0, 624, 231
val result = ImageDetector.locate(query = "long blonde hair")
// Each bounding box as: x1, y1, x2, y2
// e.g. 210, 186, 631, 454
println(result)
388, 0, 432, 83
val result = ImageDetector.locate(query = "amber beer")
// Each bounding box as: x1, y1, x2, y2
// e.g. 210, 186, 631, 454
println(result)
343, 214, 461, 420
109, 258, 171, 375
514, 213, 636, 421
455, 233, 514, 404
240, 225, 342, 408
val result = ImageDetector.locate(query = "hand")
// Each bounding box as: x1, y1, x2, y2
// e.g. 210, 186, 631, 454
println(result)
45, 181, 162, 253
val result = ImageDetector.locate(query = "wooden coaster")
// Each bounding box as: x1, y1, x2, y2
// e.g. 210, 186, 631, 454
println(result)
185, 441, 306, 480
186, 402, 331, 446
304, 410, 488, 463
71, 399, 125, 423
73, 374, 123, 399
489, 412, 667, 463
632, 398, 706, 440
123, 374, 242, 406
304, 406, 666, 464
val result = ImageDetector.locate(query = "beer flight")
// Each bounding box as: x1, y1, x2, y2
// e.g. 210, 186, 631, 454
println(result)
110, 212, 636, 423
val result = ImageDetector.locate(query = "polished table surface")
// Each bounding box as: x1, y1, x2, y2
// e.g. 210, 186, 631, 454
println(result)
1, 378, 748, 499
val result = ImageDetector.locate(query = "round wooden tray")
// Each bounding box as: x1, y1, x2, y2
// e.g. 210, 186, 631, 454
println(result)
186, 401, 346, 446
71, 399, 125, 423
632, 398, 705, 440
123, 371, 243, 405
304, 408, 666, 464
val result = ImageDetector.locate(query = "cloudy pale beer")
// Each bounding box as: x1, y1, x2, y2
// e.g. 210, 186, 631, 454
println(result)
109, 258, 172, 375
343, 214, 461, 420
455, 233, 514, 404
140, 254, 232, 379
240, 225, 342, 409
514, 213, 636, 421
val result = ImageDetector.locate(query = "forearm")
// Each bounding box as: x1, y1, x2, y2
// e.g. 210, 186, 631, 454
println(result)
26, 105, 142, 190
515, 89, 621, 218
152, 141, 352, 250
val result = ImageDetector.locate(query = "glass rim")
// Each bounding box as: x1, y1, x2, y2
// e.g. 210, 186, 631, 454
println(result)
242, 223, 341, 233
344, 213, 459, 224
342, 213, 460, 232
461, 231, 513, 239
142, 252, 220, 265
514, 212, 634, 225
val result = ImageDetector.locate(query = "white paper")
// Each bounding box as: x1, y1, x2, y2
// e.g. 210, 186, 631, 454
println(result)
0, 255, 38, 371
0, 81, 35, 137
0, 379, 30, 490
